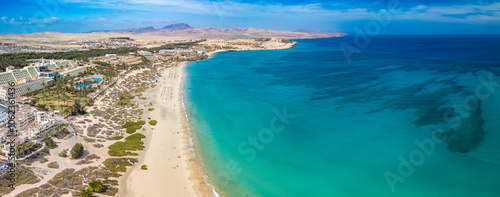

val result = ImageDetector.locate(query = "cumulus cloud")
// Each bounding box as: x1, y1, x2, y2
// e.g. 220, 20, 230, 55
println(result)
1, 16, 61, 25
59, 0, 500, 24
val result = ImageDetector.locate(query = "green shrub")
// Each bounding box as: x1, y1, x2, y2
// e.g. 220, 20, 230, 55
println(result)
58, 150, 67, 157
121, 122, 136, 128
108, 133, 145, 156
117, 91, 134, 106
40, 158, 49, 164
79, 189, 93, 197
148, 120, 157, 126
43, 137, 58, 149
113, 136, 124, 140
71, 143, 84, 159
141, 165, 148, 170
103, 158, 138, 173
125, 125, 142, 134
136, 120, 146, 125
88, 180, 104, 192
47, 162, 59, 169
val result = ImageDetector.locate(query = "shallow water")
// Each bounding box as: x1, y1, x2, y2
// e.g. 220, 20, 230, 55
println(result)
184, 35, 500, 197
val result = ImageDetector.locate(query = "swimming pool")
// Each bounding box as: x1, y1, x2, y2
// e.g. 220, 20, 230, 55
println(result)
91, 77, 103, 82
76, 83, 92, 89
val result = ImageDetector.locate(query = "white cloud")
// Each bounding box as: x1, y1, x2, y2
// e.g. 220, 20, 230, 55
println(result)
389, 3, 500, 23
60, 0, 500, 24
1, 16, 61, 25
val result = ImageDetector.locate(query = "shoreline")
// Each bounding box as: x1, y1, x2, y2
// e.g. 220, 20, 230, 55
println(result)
120, 42, 296, 197
120, 62, 200, 197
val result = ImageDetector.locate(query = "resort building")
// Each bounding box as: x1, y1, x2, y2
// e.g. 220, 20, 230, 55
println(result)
159, 48, 194, 53
36, 111, 48, 123
0, 78, 54, 99
0, 103, 59, 154
15, 105, 36, 132
138, 50, 158, 61
0, 111, 7, 126
27, 119, 58, 143
0, 60, 87, 99
137, 50, 153, 56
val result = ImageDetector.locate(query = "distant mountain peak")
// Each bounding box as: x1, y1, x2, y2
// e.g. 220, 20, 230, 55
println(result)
161, 23, 193, 31
295, 28, 345, 36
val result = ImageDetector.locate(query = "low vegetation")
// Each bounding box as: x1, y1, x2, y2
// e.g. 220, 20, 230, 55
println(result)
122, 121, 144, 134
113, 136, 124, 140
88, 180, 104, 192
45, 167, 119, 196
117, 90, 135, 106
43, 137, 58, 149
71, 143, 84, 159
58, 149, 68, 157
108, 133, 145, 156
47, 162, 59, 169
141, 165, 148, 170
149, 120, 157, 126
79, 189, 93, 197
0, 165, 40, 196
40, 158, 49, 164
103, 158, 138, 173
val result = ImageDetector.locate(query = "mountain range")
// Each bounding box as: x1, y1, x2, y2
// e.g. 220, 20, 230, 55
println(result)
88, 23, 193, 33
87, 23, 345, 39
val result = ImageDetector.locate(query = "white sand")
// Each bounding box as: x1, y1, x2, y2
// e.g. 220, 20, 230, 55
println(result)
119, 62, 204, 197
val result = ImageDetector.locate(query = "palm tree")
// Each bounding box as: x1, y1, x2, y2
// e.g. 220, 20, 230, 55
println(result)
40, 82, 46, 105
56, 81, 62, 110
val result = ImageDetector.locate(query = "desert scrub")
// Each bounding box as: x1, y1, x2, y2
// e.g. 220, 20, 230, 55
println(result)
93, 143, 104, 148
103, 158, 138, 173
48, 161, 59, 169
141, 165, 148, 170
88, 180, 104, 192
122, 121, 144, 134
108, 133, 145, 156
0, 165, 40, 196
40, 158, 49, 164
71, 143, 84, 159
117, 90, 134, 106
59, 149, 68, 157
43, 137, 58, 149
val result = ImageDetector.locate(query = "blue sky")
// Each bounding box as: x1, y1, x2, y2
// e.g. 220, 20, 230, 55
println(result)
0, 0, 499, 34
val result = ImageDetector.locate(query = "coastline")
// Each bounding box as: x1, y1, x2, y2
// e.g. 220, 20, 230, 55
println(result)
120, 42, 296, 197
119, 62, 200, 197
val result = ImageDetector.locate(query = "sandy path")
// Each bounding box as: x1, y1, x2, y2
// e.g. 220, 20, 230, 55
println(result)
119, 62, 198, 197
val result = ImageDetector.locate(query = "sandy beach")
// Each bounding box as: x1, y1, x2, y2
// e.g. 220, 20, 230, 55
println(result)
117, 62, 207, 197
118, 44, 296, 197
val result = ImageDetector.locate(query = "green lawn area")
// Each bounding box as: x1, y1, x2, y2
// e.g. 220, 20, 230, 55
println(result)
108, 133, 145, 156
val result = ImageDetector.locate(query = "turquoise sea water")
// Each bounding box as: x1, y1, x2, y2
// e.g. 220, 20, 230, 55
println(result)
184, 35, 500, 197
